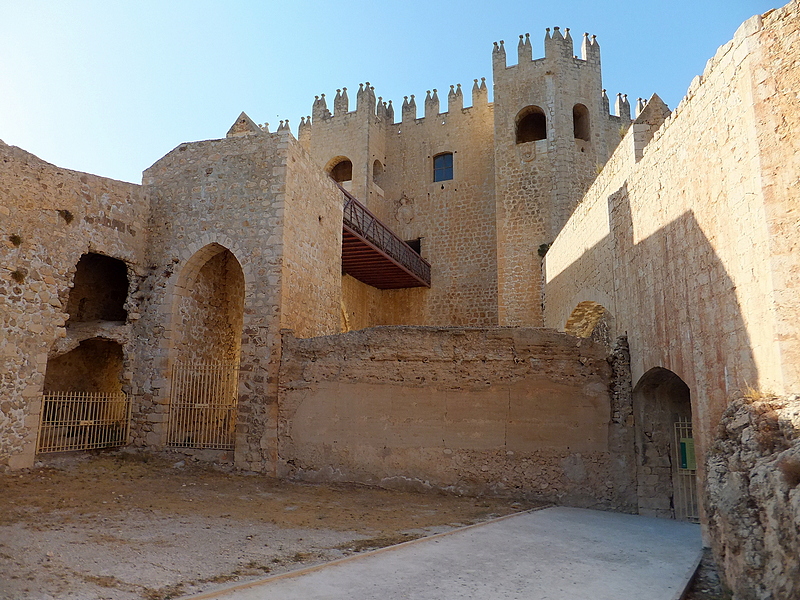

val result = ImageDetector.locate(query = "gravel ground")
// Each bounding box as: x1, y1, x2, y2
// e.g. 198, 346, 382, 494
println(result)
0, 452, 541, 600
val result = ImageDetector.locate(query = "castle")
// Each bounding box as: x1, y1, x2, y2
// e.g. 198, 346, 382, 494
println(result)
2, 3, 799, 596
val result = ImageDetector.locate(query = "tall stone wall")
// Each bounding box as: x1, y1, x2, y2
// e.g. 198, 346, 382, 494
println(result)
138, 132, 289, 471
0, 140, 147, 469
280, 137, 344, 339
278, 326, 637, 510
544, 4, 800, 525
377, 94, 498, 328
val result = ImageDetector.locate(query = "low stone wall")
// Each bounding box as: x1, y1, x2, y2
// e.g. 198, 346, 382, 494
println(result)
706, 394, 800, 599
278, 326, 636, 510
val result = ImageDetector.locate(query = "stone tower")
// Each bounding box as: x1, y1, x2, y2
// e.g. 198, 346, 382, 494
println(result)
492, 29, 627, 326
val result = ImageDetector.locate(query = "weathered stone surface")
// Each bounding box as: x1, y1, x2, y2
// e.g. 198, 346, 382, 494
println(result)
279, 326, 637, 510
706, 395, 800, 599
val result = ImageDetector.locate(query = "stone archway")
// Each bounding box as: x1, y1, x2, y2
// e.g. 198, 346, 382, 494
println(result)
165, 244, 246, 450
633, 367, 698, 521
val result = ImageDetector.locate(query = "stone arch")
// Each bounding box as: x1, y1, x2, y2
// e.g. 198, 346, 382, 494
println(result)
169, 243, 246, 365
633, 367, 697, 521
326, 156, 353, 183
564, 301, 614, 346
161, 243, 247, 451
573, 103, 591, 141
515, 105, 547, 143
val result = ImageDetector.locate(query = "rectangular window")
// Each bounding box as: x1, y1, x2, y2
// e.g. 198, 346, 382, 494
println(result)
433, 153, 453, 182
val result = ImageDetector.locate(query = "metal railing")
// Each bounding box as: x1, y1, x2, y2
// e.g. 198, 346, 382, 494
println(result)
165, 360, 239, 450
673, 417, 699, 522
37, 391, 130, 453
340, 187, 431, 286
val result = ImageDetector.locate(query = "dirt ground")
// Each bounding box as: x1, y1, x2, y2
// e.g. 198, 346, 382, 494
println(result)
0, 452, 544, 600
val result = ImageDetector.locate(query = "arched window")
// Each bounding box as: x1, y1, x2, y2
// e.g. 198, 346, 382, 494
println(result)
329, 158, 353, 183
372, 159, 384, 186
573, 103, 591, 141
433, 152, 453, 182
515, 106, 547, 143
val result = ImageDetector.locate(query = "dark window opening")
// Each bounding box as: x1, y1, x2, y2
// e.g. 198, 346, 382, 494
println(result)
66, 253, 128, 323
573, 103, 591, 141
373, 159, 384, 186
516, 107, 547, 143
433, 153, 453, 182
330, 159, 353, 183
405, 238, 422, 255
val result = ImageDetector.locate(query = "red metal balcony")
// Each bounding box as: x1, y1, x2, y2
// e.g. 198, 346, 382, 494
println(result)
340, 187, 431, 289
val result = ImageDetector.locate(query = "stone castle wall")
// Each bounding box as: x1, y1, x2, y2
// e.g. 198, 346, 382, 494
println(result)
137, 132, 285, 470
0, 140, 147, 469
305, 87, 499, 329
280, 136, 345, 339
492, 33, 624, 327
544, 3, 800, 524
278, 326, 637, 510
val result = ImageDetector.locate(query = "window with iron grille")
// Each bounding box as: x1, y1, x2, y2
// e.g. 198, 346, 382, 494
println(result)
433, 152, 453, 182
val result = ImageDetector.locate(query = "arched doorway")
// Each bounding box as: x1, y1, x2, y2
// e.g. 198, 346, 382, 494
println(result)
165, 244, 245, 450
633, 367, 698, 521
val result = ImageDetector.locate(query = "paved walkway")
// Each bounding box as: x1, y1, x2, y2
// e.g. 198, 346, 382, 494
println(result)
183, 507, 703, 600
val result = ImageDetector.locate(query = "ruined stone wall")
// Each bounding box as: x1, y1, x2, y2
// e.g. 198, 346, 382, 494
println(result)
278, 326, 637, 510
138, 132, 288, 472
706, 394, 800, 600
173, 249, 245, 364
280, 137, 344, 339
0, 140, 146, 469
544, 5, 800, 533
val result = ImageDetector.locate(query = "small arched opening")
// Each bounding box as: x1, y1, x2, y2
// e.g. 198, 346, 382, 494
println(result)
372, 159, 384, 186
633, 367, 698, 521
66, 253, 128, 323
515, 106, 547, 143
564, 301, 613, 347
328, 157, 353, 184
166, 244, 245, 451
573, 103, 591, 142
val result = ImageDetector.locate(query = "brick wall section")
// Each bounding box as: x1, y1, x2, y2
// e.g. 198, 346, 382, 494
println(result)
0, 141, 146, 469
278, 326, 637, 510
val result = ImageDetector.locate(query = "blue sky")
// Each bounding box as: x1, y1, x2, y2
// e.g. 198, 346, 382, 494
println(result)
0, 0, 778, 183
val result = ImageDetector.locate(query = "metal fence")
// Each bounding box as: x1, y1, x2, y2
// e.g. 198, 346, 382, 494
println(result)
36, 391, 130, 453
673, 416, 699, 522
165, 360, 239, 450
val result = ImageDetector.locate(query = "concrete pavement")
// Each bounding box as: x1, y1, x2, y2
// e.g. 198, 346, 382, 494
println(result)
182, 507, 703, 600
